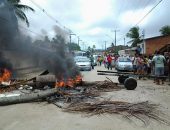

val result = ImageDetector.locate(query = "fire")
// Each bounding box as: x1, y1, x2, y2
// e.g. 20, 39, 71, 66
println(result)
75, 75, 82, 84
55, 75, 82, 88
56, 80, 65, 87
0, 69, 11, 83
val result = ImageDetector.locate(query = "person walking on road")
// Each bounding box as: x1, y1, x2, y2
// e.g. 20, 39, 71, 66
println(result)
90, 55, 94, 69
107, 54, 112, 70
104, 55, 108, 68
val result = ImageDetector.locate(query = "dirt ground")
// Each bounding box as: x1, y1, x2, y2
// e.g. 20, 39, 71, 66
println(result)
0, 65, 170, 130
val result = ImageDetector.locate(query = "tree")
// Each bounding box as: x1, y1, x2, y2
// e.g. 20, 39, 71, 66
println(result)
126, 26, 142, 47
159, 25, 170, 36
7, 0, 35, 27
67, 43, 80, 51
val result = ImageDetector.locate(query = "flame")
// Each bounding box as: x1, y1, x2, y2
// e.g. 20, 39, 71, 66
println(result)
0, 69, 11, 83
55, 75, 82, 88
66, 78, 74, 87
75, 75, 82, 84
56, 79, 65, 87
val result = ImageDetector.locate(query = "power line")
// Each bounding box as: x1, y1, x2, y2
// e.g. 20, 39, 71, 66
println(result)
129, 0, 151, 24
117, 0, 163, 46
135, 0, 163, 26
28, 0, 82, 44
28, 0, 73, 33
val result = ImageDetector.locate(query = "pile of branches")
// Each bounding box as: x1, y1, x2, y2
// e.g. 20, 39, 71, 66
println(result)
82, 80, 120, 92
64, 100, 170, 126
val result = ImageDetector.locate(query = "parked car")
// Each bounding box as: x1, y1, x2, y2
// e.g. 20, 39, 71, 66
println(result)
115, 57, 133, 71
74, 56, 91, 71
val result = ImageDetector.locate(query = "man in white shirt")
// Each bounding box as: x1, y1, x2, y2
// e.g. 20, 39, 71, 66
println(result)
152, 51, 166, 85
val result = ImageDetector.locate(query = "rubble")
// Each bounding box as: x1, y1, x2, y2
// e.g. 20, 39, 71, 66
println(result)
0, 72, 170, 126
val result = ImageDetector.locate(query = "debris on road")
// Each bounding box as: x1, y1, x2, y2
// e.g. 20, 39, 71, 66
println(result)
64, 100, 170, 126
0, 71, 170, 126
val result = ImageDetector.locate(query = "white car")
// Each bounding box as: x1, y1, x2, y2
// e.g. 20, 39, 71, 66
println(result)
74, 56, 91, 71
115, 57, 133, 71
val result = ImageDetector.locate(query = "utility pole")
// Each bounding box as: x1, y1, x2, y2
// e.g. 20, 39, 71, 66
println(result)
82, 42, 85, 50
104, 41, 107, 51
142, 29, 145, 54
77, 36, 82, 46
124, 38, 126, 46
69, 33, 76, 44
114, 30, 119, 47
111, 29, 119, 52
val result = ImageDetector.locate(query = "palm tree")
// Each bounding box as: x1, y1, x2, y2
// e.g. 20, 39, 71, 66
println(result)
7, 0, 35, 27
126, 26, 142, 47
159, 25, 170, 36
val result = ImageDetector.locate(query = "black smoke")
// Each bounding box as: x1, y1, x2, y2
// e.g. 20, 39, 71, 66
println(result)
0, 0, 79, 79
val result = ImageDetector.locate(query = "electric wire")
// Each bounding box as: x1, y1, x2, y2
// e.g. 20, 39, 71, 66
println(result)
116, 0, 163, 45
135, 0, 163, 26
28, 0, 73, 33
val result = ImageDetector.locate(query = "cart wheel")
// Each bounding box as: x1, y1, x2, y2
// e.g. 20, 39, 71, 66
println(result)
124, 78, 137, 90
118, 75, 129, 84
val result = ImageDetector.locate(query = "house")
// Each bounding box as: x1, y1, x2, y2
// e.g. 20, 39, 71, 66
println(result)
118, 47, 136, 56
107, 45, 129, 53
138, 35, 170, 55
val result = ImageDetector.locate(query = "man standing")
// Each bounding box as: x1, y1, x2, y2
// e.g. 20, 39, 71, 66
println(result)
90, 55, 94, 69
132, 54, 138, 74
152, 51, 166, 85
107, 54, 112, 70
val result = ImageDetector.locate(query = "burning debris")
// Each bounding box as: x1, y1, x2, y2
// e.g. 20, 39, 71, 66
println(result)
0, 68, 11, 83
0, 0, 170, 127
56, 75, 83, 88
0, 72, 169, 126
0, 70, 119, 104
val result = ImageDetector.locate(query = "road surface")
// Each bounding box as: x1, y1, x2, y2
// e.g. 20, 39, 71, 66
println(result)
0, 65, 170, 130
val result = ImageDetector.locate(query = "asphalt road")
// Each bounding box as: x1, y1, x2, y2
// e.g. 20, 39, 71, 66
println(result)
0, 65, 170, 130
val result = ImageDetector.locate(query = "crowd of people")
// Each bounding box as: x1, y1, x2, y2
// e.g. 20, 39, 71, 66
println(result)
132, 51, 168, 85
96, 54, 118, 70
92, 50, 169, 85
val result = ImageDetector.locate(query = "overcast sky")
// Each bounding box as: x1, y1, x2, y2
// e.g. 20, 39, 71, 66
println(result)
21, 0, 170, 49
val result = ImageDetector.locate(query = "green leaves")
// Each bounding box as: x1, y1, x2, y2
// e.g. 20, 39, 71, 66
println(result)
159, 25, 170, 36
126, 26, 142, 47
7, 0, 35, 27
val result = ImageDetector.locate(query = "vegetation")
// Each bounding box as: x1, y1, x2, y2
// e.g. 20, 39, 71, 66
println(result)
67, 43, 81, 51
7, 0, 35, 27
126, 26, 142, 47
159, 25, 170, 36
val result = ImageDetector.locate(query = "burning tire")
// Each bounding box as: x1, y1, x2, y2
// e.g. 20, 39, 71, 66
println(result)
124, 78, 137, 90
118, 75, 129, 84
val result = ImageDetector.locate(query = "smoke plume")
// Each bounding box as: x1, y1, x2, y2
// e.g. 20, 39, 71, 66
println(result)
0, 0, 79, 79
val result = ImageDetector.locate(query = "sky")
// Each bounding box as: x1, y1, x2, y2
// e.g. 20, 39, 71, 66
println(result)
20, 0, 170, 50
